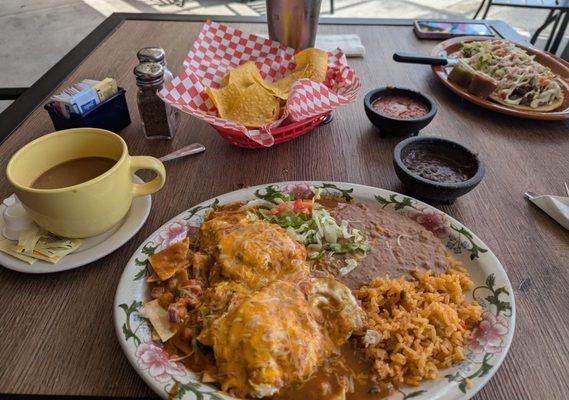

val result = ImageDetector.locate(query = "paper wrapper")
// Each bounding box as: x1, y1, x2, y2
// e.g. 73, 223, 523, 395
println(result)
158, 21, 361, 147
529, 195, 569, 230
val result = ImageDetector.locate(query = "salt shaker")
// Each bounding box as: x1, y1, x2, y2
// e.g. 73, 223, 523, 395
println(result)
137, 47, 174, 83
134, 62, 178, 140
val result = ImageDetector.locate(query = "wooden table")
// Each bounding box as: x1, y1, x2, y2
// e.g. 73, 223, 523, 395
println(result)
0, 13, 567, 400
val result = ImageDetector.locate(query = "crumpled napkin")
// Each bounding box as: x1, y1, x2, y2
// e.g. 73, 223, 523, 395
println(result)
258, 34, 366, 57
315, 34, 365, 57
528, 195, 569, 230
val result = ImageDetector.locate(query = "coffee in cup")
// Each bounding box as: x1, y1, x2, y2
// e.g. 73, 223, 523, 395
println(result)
6, 128, 166, 238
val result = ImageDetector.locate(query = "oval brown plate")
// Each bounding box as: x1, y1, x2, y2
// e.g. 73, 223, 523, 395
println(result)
432, 36, 569, 120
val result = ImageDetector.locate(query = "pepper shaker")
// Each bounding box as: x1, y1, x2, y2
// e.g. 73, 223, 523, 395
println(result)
134, 62, 178, 140
137, 47, 174, 83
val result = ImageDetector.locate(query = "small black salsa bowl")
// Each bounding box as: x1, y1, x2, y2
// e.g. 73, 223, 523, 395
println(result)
364, 87, 437, 136
393, 136, 485, 203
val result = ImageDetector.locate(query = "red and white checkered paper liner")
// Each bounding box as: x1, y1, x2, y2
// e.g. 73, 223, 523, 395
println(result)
158, 21, 361, 147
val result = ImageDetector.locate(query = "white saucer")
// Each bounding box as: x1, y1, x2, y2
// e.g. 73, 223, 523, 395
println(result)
0, 177, 151, 274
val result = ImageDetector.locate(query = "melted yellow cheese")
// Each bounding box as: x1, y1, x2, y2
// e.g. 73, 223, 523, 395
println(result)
202, 282, 334, 398
191, 206, 366, 398
201, 210, 309, 289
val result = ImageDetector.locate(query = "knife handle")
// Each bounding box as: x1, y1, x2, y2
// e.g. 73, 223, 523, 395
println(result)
393, 52, 449, 66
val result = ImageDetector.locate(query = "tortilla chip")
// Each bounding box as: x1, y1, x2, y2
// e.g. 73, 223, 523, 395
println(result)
139, 299, 177, 342
206, 84, 241, 119
207, 82, 280, 128
295, 48, 328, 83
149, 237, 190, 281
267, 66, 310, 98
207, 48, 328, 125
259, 48, 327, 98
221, 61, 263, 89
146, 271, 161, 283
170, 334, 194, 355
174, 267, 191, 287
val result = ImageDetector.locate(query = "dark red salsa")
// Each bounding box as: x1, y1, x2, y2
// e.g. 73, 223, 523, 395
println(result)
372, 95, 429, 119
402, 146, 475, 184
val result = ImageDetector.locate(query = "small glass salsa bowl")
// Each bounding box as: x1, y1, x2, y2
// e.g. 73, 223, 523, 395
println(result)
364, 87, 437, 136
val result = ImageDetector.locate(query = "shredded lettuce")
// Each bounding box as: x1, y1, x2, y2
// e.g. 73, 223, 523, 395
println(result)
254, 185, 295, 204
327, 242, 370, 256
257, 200, 368, 258
255, 187, 370, 275
339, 259, 359, 276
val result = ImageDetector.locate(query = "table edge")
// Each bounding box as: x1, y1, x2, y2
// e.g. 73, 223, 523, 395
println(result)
0, 13, 526, 147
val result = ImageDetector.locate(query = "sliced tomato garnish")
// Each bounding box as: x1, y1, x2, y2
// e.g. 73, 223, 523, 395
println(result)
269, 202, 290, 215
293, 199, 313, 214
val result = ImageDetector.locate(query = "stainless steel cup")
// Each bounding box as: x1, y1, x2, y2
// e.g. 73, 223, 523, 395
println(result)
266, 0, 322, 50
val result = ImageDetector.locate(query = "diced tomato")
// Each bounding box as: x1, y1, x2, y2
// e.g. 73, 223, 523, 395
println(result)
292, 199, 312, 214
270, 200, 313, 215
269, 202, 291, 215
539, 77, 549, 86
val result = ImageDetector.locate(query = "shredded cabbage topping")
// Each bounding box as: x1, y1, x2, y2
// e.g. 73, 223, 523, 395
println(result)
253, 187, 370, 275
458, 40, 563, 109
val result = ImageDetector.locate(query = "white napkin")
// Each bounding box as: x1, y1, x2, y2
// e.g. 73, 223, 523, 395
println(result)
259, 34, 365, 57
528, 195, 569, 230
315, 34, 365, 57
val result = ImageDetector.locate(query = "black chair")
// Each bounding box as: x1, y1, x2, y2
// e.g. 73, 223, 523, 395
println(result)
562, 40, 569, 60
474, 0, 569, 54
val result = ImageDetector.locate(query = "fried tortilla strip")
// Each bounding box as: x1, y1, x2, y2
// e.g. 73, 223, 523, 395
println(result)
259, 67, 309, 100
207, 82, 280, 128
220, 61, 263, 88
149, 237, 190, 281
294, 48, 328, 83
139, 299, 177, 342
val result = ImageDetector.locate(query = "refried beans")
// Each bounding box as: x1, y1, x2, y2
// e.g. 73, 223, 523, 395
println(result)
316, 202, 450, 289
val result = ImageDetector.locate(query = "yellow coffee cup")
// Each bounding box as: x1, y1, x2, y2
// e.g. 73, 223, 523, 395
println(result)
6, 128, 166, 238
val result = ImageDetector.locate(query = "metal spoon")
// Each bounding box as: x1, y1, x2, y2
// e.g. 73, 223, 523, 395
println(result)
159, 143, 205, 163
525, 183, 569, 201
524, 191, 539, 201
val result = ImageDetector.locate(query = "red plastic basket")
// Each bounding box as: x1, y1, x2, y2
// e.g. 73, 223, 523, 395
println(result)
213, 113, 328, 149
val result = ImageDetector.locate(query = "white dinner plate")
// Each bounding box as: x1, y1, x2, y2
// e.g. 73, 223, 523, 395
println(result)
114, 181, 515, 400
0, 176, 151, 274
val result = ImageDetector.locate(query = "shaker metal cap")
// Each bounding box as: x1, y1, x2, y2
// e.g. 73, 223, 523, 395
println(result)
137, 47, 166, 63
134, 62, 164, 84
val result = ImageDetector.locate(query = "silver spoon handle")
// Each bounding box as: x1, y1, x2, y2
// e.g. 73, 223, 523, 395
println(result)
159, 143, 205, 163
524, 191, 538, 201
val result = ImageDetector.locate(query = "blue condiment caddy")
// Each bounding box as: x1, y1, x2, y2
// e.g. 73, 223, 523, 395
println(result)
45, 88, 131, 132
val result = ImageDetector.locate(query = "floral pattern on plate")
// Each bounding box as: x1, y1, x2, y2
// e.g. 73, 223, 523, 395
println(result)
115, 182, 515, 400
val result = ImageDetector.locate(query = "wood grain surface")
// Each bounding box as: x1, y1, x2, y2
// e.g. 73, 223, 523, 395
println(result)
0, 19, 568, 400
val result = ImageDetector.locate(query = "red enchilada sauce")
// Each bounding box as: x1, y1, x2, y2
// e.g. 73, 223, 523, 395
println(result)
372, 95, 429, 119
